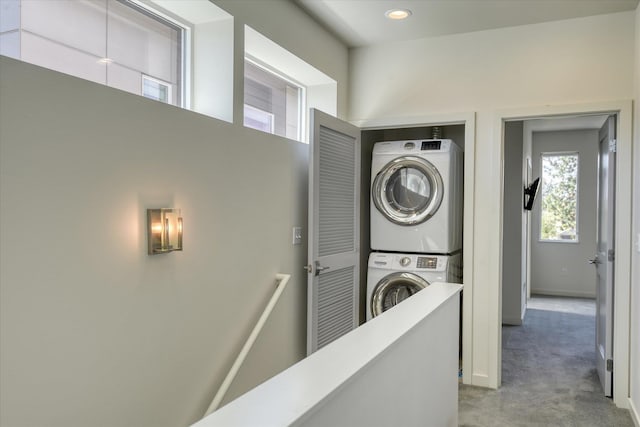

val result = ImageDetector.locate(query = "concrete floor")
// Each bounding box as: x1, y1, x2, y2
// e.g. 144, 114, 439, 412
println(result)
458, 295, 634, 427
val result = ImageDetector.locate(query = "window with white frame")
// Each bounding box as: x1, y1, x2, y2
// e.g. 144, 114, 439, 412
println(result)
142, 74, 172, 104
539, 152, 579, 242
1, 0, 187, 107
244, 104, 275, 134
243, 25, 338, 143
244, 59, 303, 141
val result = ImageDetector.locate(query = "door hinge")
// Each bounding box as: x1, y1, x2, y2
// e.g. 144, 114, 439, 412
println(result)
609, 139, 617, 153
608, 249, 615, 262
606, 359, 613, 372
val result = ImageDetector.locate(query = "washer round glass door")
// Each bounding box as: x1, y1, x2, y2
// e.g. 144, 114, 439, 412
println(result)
371, 272, 430, 318
372, 156, 444, 225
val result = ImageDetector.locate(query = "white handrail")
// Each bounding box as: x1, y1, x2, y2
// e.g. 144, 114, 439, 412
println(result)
203, 273, 291, 417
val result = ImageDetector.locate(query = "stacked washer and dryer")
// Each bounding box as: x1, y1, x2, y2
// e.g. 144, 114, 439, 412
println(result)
366, 138, 463, 320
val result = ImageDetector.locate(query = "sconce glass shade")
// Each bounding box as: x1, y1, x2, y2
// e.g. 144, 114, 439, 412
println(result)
147, 209, 183, 254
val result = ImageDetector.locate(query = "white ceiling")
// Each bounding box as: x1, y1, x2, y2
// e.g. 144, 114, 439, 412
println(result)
525, 115, 609, 132
295, 0, 639, 48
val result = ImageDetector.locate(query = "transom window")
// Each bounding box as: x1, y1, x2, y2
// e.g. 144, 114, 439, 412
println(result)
1, 0, 187, 107
243, 58, 304, 141
143, 74, 173, 104
539, 152, 579, 242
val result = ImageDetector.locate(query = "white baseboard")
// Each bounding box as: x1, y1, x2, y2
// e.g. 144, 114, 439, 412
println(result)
629, 397, 640, 427
531, 289, 596, 299
471, 373, 491, 388
502, 316, 522, 326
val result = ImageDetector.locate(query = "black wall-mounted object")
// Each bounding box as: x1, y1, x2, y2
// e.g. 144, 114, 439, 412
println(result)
524, 177, 540, 211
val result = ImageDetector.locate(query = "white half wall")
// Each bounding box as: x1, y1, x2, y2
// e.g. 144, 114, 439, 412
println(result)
193, 283, 462, 427
349, 11, 635, 388
530, 129, 599, 298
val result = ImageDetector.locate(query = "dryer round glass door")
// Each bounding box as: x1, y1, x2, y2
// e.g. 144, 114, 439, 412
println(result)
372, 156, 444, 225
371, 272, 430, 318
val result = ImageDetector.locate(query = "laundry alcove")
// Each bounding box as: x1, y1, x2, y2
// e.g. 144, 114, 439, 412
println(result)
360, 123, 467, 373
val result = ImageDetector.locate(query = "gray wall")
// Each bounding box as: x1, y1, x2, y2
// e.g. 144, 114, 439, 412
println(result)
531, 130, 598, 298
0, 56, 305, 427
502, 121, 524, 325
1, 2, 349, 425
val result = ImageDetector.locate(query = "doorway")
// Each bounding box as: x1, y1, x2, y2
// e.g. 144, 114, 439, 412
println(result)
502, 116, 606, 318
502, 113, 608, 390
497, 102, 633, 408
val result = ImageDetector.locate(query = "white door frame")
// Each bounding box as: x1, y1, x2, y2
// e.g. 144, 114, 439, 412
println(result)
353, 111, 476, 385
494, 100, 633, 408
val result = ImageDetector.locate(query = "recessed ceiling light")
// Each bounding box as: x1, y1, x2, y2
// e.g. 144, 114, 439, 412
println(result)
385, 9, 412, 20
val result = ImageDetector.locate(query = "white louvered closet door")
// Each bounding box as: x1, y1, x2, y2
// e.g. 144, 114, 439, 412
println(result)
307, 109, 360, 355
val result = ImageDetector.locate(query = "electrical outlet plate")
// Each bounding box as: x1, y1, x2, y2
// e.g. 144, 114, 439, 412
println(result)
293, 227, 302, 245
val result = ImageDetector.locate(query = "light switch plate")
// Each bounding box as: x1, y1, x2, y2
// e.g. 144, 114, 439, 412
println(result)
293, 227, 302, 245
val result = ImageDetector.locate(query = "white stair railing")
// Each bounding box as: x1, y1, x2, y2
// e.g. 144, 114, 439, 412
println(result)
203, 273, 291, 417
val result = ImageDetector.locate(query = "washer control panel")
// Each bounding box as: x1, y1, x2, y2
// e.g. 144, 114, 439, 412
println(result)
369, 253, 449, 272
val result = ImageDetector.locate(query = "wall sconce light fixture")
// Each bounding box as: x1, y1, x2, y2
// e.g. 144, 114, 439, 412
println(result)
147, 208, 183, 254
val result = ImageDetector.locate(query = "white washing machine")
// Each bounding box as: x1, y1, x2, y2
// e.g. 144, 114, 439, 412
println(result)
366, 252, 462, 321
370, 139, 463, 254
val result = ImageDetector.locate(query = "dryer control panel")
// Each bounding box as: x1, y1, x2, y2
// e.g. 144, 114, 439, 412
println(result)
421, 140, 442, 151
416, 256, 438, 269
372, 138, 454, 155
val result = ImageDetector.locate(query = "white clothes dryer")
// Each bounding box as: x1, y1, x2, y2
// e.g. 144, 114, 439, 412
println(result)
366, 252, 462, 321
370, 139, 463, 254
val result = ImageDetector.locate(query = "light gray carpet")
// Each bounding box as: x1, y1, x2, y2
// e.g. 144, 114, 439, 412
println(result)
458, 296, 633, 427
